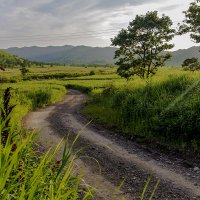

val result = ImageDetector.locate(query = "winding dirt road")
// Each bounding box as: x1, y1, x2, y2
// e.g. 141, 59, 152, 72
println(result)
24, 90, 200, 200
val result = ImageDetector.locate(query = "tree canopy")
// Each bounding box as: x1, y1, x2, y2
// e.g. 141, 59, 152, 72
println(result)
182, 57, 200, 71
179, 0, 200, 43
179, 0, 200, 71
111, 11, 175, 80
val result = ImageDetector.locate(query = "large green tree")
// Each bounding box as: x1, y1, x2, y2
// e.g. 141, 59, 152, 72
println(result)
179, 1, 200, 71
111, 11, 175, 80
179, 0, 200, 43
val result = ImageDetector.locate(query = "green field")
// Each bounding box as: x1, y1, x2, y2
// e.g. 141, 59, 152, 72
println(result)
0, 65, 117, 121
0, 65, 200, 199
0, 65, 116, 82
1, 66, 200, 150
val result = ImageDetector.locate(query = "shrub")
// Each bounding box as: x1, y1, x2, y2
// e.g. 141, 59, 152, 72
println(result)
89, 70, 95, 76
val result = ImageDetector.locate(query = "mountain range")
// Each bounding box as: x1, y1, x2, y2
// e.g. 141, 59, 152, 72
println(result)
4, 45, 200, 66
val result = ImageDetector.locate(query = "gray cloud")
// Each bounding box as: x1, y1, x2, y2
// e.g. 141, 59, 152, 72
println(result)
159, 4, 182, 12
92, 0, 163, 9
0, 0, 194, 49
34, 0, 164, 15
34, 0, 94, 16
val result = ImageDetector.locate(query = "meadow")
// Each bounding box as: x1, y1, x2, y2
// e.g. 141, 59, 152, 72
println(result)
0, 64, 200, 199
1, 65, 200, 149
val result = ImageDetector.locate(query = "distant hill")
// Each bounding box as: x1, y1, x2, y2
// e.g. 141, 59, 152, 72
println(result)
4, 45, 200, 66
166, 46, 200, 66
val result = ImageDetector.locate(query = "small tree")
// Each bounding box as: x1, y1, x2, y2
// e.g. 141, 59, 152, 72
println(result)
179, 0, 200, 44
111, 11, 175, 80
182, 57, 200, 71
89, 70, 95, 76
20, 67, 29, 76
19, 59, 30, 76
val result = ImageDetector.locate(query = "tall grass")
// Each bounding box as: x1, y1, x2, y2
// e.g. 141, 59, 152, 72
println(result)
0, 123, 93, 199
83, 75, 200, 149
0, 81, 66, 126
0, 88, 93, 200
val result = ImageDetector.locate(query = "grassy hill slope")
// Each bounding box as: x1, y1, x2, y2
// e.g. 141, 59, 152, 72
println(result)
0, 50, 22, 68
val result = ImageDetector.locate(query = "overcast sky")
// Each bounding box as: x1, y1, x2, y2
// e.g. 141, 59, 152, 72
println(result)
0, 0, 198, 50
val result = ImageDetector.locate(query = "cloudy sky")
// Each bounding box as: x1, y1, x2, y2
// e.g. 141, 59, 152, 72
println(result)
0, 0, 197, 50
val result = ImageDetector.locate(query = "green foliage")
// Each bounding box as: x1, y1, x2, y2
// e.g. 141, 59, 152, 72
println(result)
179, 0, 200, 43
0, 81, 67, 126
0, 87, 16, 123
89, 70, 95, 76
141, 179, 160, 200
0, 87, 16, 146
0, 68, 167, 199
19, 60, 31, 76
0, 123, 92, 199
0, 87, 93, 199
66, 84, 93, 94
111, 11, 175, 79
0, 50, 22, 68
182, 57, 200, 71
26, 90, 52, 109
20, 67, 29, 76
178, 1, 200, 72
83, 75, 200, 149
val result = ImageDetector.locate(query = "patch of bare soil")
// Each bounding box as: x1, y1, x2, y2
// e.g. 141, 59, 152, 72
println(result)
24, 90, 200, 200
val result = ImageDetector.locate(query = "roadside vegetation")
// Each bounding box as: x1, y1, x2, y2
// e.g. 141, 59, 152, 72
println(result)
0, 81, 66, 126
0, 88, 93, 199
82, 74, 200, 149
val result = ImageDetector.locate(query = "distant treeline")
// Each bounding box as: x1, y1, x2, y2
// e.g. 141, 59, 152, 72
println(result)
30, 61, 116, 68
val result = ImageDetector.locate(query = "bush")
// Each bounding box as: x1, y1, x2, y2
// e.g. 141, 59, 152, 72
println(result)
89, 70, 95, 76
66, 84, 92, 94
27, 90, 52, 109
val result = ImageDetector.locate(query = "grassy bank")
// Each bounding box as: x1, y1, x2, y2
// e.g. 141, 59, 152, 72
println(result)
82, 74, 200, 150
0, 82, 93, 199
0, 81, 66, 126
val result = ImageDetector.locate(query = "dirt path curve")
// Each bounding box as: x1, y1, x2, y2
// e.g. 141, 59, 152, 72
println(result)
24, 90, 200, 200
